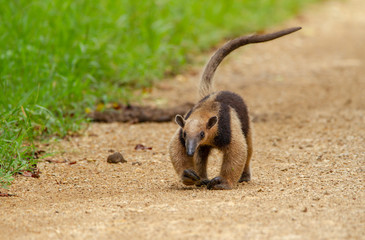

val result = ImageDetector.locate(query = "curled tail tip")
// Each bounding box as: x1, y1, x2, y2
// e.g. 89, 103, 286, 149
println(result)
292, 26, 302, 30
198, 26, 302, 98
292, 26, 302, 31
286, 26, 302, 33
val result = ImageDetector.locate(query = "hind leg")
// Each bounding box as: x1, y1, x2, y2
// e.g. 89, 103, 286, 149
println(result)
169, 130, 199, 186
239, 129, 253, 182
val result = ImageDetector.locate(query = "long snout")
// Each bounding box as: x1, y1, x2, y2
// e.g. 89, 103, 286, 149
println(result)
186, 139, 198, 157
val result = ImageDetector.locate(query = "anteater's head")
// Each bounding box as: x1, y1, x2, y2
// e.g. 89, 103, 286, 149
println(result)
175, 114, 218, 157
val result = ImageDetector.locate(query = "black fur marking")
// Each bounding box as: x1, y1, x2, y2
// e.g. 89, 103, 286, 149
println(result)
196, 145, 211, 180
184, 109, 193, 120
214, 103, 231, 147
197, 145, 211, 160
199, 94, 211, 103
215, 91, 249, 138
207, 116, 218, 129
179, 129, 185, 147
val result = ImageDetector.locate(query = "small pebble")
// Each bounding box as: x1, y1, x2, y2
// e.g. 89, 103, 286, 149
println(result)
107, 152, 127, 164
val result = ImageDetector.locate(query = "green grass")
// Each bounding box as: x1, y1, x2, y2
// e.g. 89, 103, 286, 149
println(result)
0, 107, 35, 188
0, 0, 319, 188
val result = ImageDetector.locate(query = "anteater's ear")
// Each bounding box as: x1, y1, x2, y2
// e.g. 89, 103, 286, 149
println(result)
175, 114, 185, 128
207, 116, 218, 129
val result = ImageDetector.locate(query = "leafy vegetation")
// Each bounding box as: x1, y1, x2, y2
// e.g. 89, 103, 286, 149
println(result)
0, 0, 319, 188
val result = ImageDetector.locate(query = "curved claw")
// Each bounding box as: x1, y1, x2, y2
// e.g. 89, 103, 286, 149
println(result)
239, 172, 251, 183
182, 169, 200, 185
207, 176, 232, 190
195, 179, 210, 187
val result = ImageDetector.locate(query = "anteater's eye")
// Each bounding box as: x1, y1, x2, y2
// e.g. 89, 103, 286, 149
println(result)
200, 131, 205, 139
183, 131, 187, 138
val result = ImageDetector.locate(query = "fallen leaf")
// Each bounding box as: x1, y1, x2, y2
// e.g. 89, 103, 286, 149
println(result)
21, 169, 40, 178
135, 144, 152, 150
33, 150, 46, 159
112, 102, 122, 110
21, 171, 33, 177
96, 103, 105, 112
46, 159, 67, 163
0, 193, 15, 197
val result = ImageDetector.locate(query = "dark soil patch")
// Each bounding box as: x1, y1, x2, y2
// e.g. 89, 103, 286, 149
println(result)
89, 103, 194, 123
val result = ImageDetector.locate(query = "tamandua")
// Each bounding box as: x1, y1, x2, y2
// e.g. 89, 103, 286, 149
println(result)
169, 27, 301, 190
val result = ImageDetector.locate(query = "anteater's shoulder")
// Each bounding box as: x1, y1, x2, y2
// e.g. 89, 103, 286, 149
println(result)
213, 91, 250, 139
213, 91, 245, 107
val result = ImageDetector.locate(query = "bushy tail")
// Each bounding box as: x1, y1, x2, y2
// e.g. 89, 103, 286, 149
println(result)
199, 27, 302, 97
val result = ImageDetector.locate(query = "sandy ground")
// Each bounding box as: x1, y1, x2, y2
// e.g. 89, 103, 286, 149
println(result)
1, 0, 364, 239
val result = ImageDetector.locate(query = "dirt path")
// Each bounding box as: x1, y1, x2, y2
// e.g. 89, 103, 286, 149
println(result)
1, 0, 364, 239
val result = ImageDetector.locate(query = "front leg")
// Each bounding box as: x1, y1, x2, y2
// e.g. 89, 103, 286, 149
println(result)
209, 135, 247, 190
194, 146, 211, 187
169, 129, 199, 186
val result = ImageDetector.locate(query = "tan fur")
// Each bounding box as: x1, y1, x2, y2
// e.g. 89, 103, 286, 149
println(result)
169, 129, 194, 178
169, 97, 219, 179
218, 108, 247, 187
169, 27, 301, 190
169, 96, 248, 189
239, 127, 253, 182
